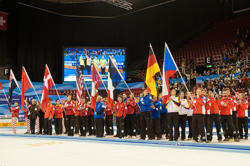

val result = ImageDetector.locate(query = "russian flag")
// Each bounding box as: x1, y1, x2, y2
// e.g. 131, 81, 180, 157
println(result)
162, 43, 178, 104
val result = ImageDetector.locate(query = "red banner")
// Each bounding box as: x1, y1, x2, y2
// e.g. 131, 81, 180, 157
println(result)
0, 11, 7, 31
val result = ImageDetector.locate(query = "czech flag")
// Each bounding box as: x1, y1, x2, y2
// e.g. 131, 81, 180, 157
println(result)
145, 44, 160, 97
162, 43, 178, 104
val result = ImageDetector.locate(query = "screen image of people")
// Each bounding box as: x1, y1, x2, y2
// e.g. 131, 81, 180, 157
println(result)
64, 48, 125, 82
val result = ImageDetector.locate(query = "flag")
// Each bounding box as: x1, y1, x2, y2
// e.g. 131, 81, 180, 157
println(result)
162, 43, 178, 104
41, 65, 55, 110
76, 58, 84, 105
0, 11, 7, 31
0, 82, 2, 90
8, 70, 19, 107
145, 45, 160, 96
107, 57, 122, 111
91, 65, 102, 110
21, 67, 32, 110
201, 76, 205, 82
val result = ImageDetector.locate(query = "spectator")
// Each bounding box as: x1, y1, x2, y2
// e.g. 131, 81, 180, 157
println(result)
236, 75, 241, 88
233, 40, 238, 49
174, 81, 177, 90
210, 68, 215, 75
236, 60, 241, 68
181, 60, 186, 73
216, 67, 220, 74
245, 35, 249, 48
242, 74, 248, 89
177, 81, 181, 91
231, 81, 236, 90
231, 67, 236, 73
236, 28, 240, 39
240, 40, 245, 51
232, 53, 238, 62
229, 71, 235, 83
219, 74, 224, 81
224, 75, 230, 83
223, 55, 227, 63
223, 45, 228, 55
224, 81, 230, 89
206, 70, 210, 76
214, 77, 218, 83
212, 84, 217, 94
228, 54, 232, 64
245, 65, 250, 72
203, 70, 207, 76
219, 80, 224, 90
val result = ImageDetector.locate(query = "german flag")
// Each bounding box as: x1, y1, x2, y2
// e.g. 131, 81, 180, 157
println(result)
145, 45, 160, 96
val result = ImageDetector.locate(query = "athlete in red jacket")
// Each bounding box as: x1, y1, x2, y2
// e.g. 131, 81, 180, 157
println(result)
125, 93, 137, 138
87, 101, 95, 136
227, 89, 239, 135
54, 99, 63, 135
9, 102, 20, 134
104, 98, 114, 136
115, 95, 126, 138
44, 98, 55, 135
76, 98, 88, 136
190, 88, 206, 142
237, 93, 248, 140
208, 91, 222, 142
201, 90, 212, 142
22, 100, 31, 134
219, 90, 239, 142
62, 94, 75, 136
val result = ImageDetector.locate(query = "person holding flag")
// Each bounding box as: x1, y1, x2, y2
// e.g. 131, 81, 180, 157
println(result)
63, 94, 76, 136
22, 100, 31, 134
44, 98, 55, 135
94, 95, 106, 138
9, 101, 20, 134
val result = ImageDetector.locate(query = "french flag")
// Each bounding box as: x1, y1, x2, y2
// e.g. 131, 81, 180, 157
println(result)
107, 57, 122, 111
162, 43, 178, 104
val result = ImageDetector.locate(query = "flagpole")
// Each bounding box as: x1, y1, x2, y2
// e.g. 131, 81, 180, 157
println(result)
165, 42, 193, 101
93, 64, 108, 93
150, 43, 163, 78
1, 88, 8, 102
82, 79, 91, 100
23, 67, 40, 101
109, 56, 132, 93
46, 64, 62, 102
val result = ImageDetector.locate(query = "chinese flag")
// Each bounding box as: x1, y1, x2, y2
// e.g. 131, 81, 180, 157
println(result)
21, 67, 32, 109
0, 11, 7, 31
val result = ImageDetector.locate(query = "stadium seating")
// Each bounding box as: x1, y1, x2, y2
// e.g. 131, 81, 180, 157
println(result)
137, 14, 250, 79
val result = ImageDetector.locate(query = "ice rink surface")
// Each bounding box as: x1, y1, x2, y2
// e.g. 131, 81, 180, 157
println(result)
1, 127, 250, 166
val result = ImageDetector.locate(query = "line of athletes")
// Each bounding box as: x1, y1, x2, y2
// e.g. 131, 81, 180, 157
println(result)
9, 88, 248, 142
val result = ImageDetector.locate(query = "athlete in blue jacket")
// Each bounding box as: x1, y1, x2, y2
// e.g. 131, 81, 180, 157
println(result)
138, 89, 153, 140
158, 93, 169, 139
94, 96, 105, 138
151, 96, 161, 140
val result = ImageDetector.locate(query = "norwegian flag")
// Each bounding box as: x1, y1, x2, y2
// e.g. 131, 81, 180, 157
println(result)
41, 65, 55, 110
0, 11, 7, 31
91, 65, 102, 110
76, 58, 84, 105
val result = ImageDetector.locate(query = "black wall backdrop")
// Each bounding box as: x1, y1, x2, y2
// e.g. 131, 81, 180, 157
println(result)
0, 0, 248, 83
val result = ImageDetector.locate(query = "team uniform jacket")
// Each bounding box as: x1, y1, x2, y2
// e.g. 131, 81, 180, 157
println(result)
126, 98, 136, 114
9, 106, 20, 117
64, 100, 75, 115
187, 99, 193, 116
78, 103, 88, 117
202, 96, 211, 115
74, 103, 79, 116
219, 97, 234, 115
208, 97, 220, 114
138, 95, 152, 112
44, 104, 55, 119
136, 103, 140, 116
23, 104, 31, 118
159, 98, 167, 114
165, 96, 180, 113
151, 101, 160, 119
115, 102, 126, 118
228, 95, 237, 112
237, 99, 248, 118
55, 105, 63, 118
94, 101, 105, 119
179, 98, 190, 115
87, 105, 94, 116
105, 103, 113, 116
190, 96, 206, 114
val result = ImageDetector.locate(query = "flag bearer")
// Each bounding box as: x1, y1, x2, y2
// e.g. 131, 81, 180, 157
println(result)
9, 101, 20, 134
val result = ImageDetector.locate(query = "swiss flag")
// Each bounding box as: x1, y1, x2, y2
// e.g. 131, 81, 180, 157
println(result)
0, 11, 7, 31
91, 65, 102, 110
0, 82, 3, 90
41, 65, 55, 110
21, 67, 32, 109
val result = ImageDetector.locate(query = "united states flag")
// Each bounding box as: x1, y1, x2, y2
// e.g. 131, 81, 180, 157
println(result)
76, 58, 84, 105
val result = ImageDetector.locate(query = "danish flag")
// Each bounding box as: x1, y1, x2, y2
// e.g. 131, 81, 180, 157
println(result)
91, 65, 102, 110
41, 65, 55, 110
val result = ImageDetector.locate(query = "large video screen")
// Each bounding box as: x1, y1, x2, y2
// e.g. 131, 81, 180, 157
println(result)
64, 47, 126, 82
